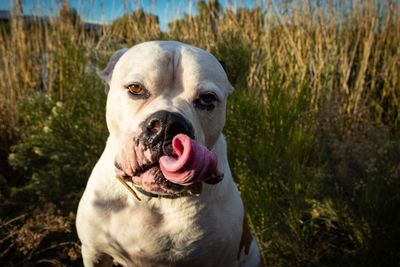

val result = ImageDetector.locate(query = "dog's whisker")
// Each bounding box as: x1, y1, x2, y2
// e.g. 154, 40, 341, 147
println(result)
115, 175, 141, 201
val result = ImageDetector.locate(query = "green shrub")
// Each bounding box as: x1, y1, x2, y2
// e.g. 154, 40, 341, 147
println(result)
316, 116, 400, 266
8, 72, 107, 207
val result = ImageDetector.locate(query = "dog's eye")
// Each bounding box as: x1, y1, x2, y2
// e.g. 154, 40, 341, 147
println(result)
126, 83, 143, 94
125, 83, 149, 98
194, 92, 219, 110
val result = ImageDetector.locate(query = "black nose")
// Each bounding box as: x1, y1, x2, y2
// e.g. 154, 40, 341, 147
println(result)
141, 111, 195, 148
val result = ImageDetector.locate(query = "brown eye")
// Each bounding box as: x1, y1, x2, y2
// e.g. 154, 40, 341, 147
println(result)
200, 92, 217, 104
125, 83, 150, 99
194, 92, 219, 110
126, 83, 144, 95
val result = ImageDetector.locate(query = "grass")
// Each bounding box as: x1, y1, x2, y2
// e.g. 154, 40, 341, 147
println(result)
1, 0, 399, 266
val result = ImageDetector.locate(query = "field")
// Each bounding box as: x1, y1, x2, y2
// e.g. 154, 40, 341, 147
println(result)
1, 1, 400, 266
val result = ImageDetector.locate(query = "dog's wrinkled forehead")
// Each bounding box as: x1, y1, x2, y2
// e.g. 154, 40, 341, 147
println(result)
112, 41, 233, 96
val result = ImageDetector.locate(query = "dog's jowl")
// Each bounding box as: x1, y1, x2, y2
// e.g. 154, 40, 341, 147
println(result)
76, 41, 261, 267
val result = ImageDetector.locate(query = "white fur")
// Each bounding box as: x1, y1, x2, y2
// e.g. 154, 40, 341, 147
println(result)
76, 41, 261, 267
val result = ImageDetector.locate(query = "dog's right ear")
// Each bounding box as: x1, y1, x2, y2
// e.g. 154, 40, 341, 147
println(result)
97, 47, 128, 93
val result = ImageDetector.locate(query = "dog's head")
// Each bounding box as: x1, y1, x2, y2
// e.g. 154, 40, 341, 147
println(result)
99, 41, 233, 196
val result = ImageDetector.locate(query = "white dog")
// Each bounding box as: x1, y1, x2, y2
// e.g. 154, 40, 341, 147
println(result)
76, 41, 261, 267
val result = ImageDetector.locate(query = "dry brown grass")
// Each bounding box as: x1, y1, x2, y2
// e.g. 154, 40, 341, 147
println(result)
0, 199, 80, 265
168, 0, 399, 123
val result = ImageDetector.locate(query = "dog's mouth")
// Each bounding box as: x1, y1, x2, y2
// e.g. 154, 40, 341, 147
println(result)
116, 162, 187, 196
115, 134, 223, 197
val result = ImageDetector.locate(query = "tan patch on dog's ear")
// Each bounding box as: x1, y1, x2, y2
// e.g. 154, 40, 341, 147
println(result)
237, 213, 253, 259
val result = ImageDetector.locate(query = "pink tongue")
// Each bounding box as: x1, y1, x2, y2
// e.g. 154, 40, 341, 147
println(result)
159, 134, 218, 186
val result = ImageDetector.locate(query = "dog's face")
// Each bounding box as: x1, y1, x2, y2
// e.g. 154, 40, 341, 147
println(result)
100, 41, 233, 196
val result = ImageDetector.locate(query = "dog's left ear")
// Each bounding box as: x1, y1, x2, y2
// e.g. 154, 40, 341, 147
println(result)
218, 60, 227, 72
218, 60, 234, 94
98, 47, 128, 93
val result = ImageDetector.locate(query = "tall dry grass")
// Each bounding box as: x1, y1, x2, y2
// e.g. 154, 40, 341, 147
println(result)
171, 0, 400, 123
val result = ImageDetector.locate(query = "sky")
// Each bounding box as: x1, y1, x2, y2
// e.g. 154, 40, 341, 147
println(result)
0, 0, 259, 31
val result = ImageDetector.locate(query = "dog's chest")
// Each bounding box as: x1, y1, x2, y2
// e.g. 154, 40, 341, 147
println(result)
99, 199, 235, 266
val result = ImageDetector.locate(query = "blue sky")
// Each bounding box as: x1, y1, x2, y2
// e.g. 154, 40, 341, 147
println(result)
0, 0, 259, 31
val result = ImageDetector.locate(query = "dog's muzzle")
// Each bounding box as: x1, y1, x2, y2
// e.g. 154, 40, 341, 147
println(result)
115, 110, 222, 197
139, 110, 195, 156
